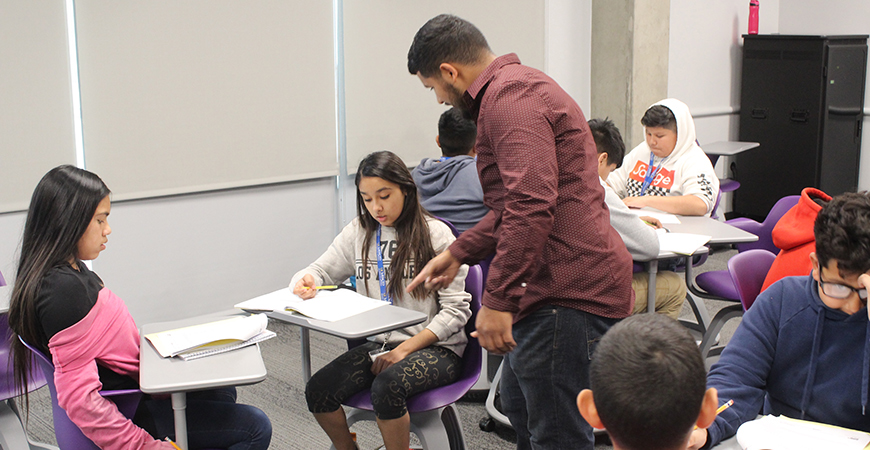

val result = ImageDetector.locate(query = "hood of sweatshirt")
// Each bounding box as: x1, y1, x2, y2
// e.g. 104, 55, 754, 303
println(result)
634, 98, 701, 164
412, 156, 476, 197
771, 188, 832, 251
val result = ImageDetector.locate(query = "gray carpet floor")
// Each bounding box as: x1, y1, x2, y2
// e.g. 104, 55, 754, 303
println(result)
17, 247, 740, 450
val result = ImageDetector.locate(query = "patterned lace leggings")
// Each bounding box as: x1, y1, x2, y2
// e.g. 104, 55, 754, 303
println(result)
305, 341, 462, 420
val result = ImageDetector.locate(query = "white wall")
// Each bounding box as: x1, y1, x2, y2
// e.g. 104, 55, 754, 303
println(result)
778, 0, 870, 190
668, 0, 781, 212
670, 0, 870, 195
545, 0, 592, 112
0, 179, 337, 324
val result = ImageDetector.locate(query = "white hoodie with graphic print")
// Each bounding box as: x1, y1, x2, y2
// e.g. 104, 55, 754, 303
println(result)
607, 98, 719, 217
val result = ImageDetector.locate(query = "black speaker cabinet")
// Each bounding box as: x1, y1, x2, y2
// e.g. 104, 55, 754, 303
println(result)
734, 35, 867, 220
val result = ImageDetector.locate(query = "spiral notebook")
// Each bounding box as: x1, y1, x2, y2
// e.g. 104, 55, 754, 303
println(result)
176, 329, 276, 361
145, 313, 271, 358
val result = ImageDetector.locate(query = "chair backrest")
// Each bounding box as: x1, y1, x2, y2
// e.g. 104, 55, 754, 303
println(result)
727, 249, 777, 311
434, 216, 461, 238
0, 313, 47, 401
19, 338, 142, 450
731, 195, 800, 253
405, 263, 483, 411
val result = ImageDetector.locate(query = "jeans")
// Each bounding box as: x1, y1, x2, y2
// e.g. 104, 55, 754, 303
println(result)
136, 387, 272, 450
500, 306, 619, 450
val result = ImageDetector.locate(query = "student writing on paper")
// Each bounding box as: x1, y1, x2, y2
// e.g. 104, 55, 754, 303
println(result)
688, 192, 870, 449
577, 314, 719, 450
589, 117, 687, 319
7, 166, 271, 450
291, 152, 471, 450
607, 99, 719, 217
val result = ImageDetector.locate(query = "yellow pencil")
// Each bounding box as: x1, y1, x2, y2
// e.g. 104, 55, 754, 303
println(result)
303, 285, 338, 290
695, 399, 733, 429
168, 440, 182, 450
716, 399, 734, 414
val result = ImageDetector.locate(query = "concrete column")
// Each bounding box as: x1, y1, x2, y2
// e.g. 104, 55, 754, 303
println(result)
591, 0, 669, 148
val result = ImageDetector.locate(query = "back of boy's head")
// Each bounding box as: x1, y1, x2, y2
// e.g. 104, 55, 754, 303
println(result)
588, 118, 625, 168
590, 314, 706, 450
814, 191, 870, 275
438, 107, 477, 157
641, 105, 678, 133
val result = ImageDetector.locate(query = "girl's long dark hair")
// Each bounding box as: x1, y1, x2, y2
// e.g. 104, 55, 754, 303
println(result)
8, 165, 110, 407
355, 151, 435, 301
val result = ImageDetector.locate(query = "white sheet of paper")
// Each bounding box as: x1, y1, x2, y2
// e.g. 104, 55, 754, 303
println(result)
236, 287, 388, 322
736, 415, 870, 450
657, 232, 711, 255
235, 287, 302, 312
286, 288, 388, 322
631, 210, 681, 224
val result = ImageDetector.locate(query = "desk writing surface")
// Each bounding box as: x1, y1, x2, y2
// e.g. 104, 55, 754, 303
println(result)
703, 141, 760, 156
667, 216, 758, 245
268, 304, 427, 339
139, 311, 267, 394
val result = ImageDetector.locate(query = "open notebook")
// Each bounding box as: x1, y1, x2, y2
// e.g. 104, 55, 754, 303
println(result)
736, 415, 870, 450
144, 313, 274, 359
235, 287, 387, 322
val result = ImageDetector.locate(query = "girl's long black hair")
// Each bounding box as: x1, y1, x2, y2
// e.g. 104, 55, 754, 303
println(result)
355, 151, 435, 301
8, 165, 110, 407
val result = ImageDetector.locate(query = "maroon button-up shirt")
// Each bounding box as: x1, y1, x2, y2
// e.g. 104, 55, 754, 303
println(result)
449, 54, 634, 321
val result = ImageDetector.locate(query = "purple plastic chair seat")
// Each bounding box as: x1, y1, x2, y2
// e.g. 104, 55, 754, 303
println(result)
692, 195, 800, 301
342, 265, 484, 449
719, 178, 740, 193
695, 270, 739, 300
698, 249, 777, 362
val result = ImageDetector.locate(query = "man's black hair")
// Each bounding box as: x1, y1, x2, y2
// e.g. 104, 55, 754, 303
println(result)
590, 314, 706, 450
408, 14, 491, 78
588, 118, 625, 168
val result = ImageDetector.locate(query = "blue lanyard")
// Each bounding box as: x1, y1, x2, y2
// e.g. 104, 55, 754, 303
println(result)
375, 226, 392, 304
438, 156, 453, 162
639, 152, 667, 196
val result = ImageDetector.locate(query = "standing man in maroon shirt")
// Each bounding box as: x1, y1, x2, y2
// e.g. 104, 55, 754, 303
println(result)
406, 14, 634, 450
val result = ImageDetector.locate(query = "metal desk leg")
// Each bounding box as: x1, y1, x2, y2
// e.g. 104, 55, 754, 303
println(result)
171, 392, 188, 450
684, 256, 711, 331
301, 327, 311, 382
647, 260, 658, 313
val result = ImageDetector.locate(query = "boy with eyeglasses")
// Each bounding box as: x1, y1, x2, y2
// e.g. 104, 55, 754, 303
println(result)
689, 191, 870, 449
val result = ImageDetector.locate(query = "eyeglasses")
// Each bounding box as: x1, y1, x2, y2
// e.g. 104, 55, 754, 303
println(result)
817, 272, 868, 300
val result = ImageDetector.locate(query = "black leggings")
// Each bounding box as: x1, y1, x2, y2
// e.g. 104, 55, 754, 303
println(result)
305, 342, 462, 420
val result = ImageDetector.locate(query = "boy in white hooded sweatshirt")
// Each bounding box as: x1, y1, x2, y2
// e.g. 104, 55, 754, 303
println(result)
608, 98, 719, 217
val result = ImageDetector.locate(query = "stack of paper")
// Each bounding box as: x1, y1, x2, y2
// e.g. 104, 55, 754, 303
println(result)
736, 415, 870, 450
235, 287, 387, 322
658, 232, 712, 255
145, 313, 272, 359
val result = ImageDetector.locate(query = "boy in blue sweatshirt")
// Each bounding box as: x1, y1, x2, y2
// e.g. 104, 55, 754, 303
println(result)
689, 191, 870, 449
